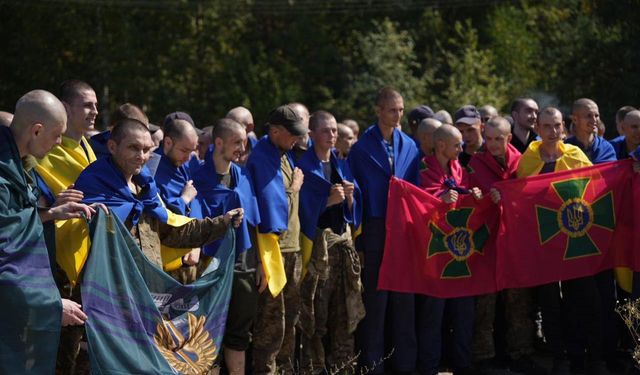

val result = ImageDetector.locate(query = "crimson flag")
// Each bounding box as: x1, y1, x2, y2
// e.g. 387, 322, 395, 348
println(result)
494, 160, 635, 289
378, 177, 500, 298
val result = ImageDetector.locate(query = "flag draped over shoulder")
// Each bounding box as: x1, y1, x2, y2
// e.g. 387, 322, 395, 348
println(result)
467, 144, 521, 193
81, 210, 234, 374
34, 136, 96, 286
378, 177, 499, 298
517, 141, 591, 177
297, 149, 362, 270
494, 160, 635, 289
192, 152, 261, 256
154, 148, 202, 218
0, 127, 62, 374
73, 156, 196, 277
245, 136, 289, 296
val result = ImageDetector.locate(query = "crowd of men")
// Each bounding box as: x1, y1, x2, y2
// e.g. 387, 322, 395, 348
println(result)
2, 80, 640, 375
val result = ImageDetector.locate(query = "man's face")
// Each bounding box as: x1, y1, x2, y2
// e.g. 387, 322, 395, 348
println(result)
165, 133, 198, 167
455, 120, 483, 150
623, 116, 640, 147
536, 112, 564, 146
513, 100, 539, 131
375, 97, 404, 131
336, 127, 355, 156
310, 120, 338, 153
437, 134, 463, 161
31, 122, 66, 158
271, 125, 302, 152
572, 104, 600, 136
218, 129, 247, 163
197, 133, 212, 160
109, 129, 154, 177
65, 89, 98, 134
484, 126, 511, 157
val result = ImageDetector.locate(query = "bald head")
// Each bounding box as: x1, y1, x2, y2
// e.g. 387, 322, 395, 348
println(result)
164, 119, 197, 142
434, 110, 453, 126
416, 118, 442, 156
572, 98, 598, 114
479, 105, 498, 122
226, 106, 255, 131
0, 111, 13, 127
12, 90, 67, 135
624, 110, 640, 124
213, 118, 246, 141
433, 124, 462, 144
485, 116, 511, 135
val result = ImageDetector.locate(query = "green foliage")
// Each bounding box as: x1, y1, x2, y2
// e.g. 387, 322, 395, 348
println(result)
0, 0, 637, 134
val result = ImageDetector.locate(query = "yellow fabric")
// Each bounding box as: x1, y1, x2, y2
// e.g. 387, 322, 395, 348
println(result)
257, 232, 287, 297
34, 136, 96, 286
300, 234, 314, 279
35, 136, 96, 195
516, 141, 592, 178
161, 210, 196, 272
615, 267, 633, 293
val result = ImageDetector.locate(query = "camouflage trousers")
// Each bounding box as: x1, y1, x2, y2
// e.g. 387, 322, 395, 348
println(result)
253, 251, 302, 375
472, 288, 535, 361
54, 278, 90, 375
299, 229, 364, 375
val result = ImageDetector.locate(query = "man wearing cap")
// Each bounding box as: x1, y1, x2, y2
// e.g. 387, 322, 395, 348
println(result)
348, 87, 420, 374
510, 98, 539, 153
246, 104, 306, 375
454, 105, 484, 168
408, 105, 435, 152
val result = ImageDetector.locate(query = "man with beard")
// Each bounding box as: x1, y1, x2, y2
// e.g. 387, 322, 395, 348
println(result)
510, 98, 539, 153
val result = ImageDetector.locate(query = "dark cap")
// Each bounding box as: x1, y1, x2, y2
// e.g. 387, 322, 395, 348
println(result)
408, 105, 434, 127
163, 111, 195, 128
454, 105, 481, 125
266, 105, 307, 136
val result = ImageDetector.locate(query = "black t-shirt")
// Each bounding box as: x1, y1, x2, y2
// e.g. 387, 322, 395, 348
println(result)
317, 161, 347, 235
511, 128, 538, 153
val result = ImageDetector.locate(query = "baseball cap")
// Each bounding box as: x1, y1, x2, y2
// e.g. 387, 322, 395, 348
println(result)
266, 105, 307, 136
408, 105, 434, 127
454, 105, 481, 125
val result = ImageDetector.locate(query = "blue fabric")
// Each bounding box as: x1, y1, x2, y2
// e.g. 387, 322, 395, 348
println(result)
75, 156, 169, 225
192, 154, 260, 256
153, 148, 202, 218
565, 135, 617, 164
89, 130, 111, 159
297, 148, 362, 240
245, 136, 293, 234
348, 124, 419, 219
0, 127, 62, 374
610, 136, 631, 160
82, 210, 234, 374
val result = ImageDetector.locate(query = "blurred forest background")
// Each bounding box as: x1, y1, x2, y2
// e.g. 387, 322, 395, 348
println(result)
1, 0, 639, 136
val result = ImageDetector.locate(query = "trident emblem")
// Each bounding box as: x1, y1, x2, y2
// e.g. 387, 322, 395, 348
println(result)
566, 203, 584, 231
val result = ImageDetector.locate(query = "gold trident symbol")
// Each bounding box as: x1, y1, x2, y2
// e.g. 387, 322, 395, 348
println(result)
451, 231, 467, 254
567, 203, 584, 231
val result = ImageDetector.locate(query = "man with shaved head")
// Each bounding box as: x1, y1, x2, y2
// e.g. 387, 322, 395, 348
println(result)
0, 110, 13, 127
336, 122, 356, 159
289, 102, 312, 163
1, 90, 100, 373
348, 87, 420, 374
226, 106, 258, 165
197, 125, 214, 160
510, 98, 539, 153
342, 118, 360, 139
192, 118, 264, 375
479, 104, 499, 124
611, 110, 640, 160
89, 102, 149, 159
419, 124, 483, 375
566, 98, 616, 163
467, 117, 545, 375
415, 117, 441, 156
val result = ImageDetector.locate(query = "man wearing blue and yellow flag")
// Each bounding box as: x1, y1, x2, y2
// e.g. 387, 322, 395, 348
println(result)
34, 79, 99, 374
246, 105, 307, 375
0, 89, 98, 374
192, 118, 265, 375
74, 118, 244, 267
153, 116, 203, 284
297, 110, 365, 374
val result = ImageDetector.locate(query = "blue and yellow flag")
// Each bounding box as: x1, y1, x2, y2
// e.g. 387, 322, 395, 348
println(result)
81, 210, 234, 374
